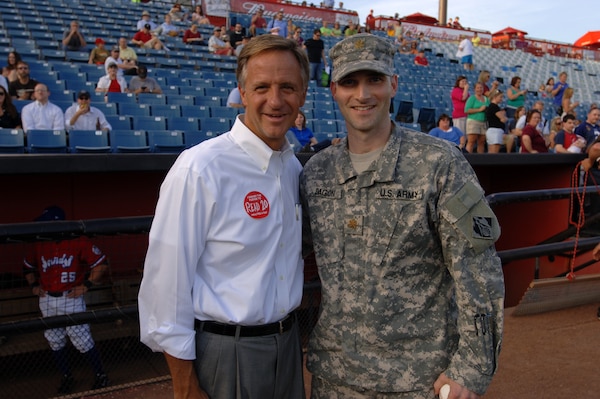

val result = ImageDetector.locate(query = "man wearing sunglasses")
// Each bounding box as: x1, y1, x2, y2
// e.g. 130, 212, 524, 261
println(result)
8, 61, 39, 101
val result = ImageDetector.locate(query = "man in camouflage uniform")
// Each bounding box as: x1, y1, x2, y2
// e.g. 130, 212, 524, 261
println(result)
300, 34, 505, 399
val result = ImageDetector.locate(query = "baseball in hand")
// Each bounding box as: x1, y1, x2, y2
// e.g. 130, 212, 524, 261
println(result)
439, 384, 450, 399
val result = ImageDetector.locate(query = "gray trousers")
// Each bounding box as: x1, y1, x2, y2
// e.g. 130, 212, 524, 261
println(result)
194, 321, 305, 399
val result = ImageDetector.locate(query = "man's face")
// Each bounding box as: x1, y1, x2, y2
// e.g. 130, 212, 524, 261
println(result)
235, 24, 242, 32
588, 109, 600, 124
34, 85, 49, 103
563, 119, 575, 133
108, 66, 118, 77
439, 118, 450, 130
559, 73, 567, 83
239, 50, 306, 150
119, 38, 127, 48
331, 70, 397, 136
313, 32, 321, 40
16, 64, 29, 79
77, 95, 90, 108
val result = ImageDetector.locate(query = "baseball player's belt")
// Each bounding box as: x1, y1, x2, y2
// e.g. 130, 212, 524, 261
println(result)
47, 291, 69, 297
195, 312, 296, 337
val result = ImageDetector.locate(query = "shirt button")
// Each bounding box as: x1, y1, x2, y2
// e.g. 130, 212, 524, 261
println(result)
279, 275, 284, 280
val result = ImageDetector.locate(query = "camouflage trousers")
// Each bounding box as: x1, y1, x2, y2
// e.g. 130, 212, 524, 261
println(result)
311, 376, 435, 399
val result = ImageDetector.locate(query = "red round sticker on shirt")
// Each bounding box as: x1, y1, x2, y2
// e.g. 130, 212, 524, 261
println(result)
244, 191, 270, 219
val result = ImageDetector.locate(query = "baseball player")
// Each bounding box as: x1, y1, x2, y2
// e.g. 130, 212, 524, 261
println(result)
23, 206, 109, 394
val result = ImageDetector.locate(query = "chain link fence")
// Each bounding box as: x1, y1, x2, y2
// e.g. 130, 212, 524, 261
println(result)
0, 218, 320, 398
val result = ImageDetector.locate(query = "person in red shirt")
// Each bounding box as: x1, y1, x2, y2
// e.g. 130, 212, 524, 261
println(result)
414, 50, 429, 66
249, 8, 267, 37
554, 113, 586, 153
132, 23, 167, 50
521, 110, 549, 153
183, 23, 204, 45
24, 206, 109, 394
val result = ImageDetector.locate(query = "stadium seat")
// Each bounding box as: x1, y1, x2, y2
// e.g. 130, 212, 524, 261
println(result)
201, 118, 232, 135
109, 130, 150, 153
312, 119, 339, 134
166, 95, 196, 106
395, 100, 414, 123
106, 92, 137, 104
133, 116, 167, 131
195, 96, 222, 107
169, 117, 200, 132
150, 104, 181, 118
147, 130, 185, 153
0, 128, 25, 154
92, 102, 118, 116
416, 107, 437, 133
68, 130, 111, 153
138, 93, 167, 105
184, 131, 218, 148
211, 107, 239, 119
119, 103, 151, 117
180, 105, 211, 118
27, 129, 68, 153
106, 115, 133, 130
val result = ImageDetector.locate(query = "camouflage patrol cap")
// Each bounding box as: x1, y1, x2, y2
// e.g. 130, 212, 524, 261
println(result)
329, 33, 396, 82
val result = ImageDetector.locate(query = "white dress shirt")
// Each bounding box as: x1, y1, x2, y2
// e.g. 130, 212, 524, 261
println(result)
138, 116, 304, 360
64, 104, 112, 131
21, 100, 65, 132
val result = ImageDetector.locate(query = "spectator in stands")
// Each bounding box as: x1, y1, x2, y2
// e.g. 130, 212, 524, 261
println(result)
521, 109, 549, 153
551, 72, 569, 115
477, 70, 499, 97
396, 37, 411, 54
117, 37, 138, 75
554, 114, 586, 153
506, 105, 526, 153
229, 23, 246, 49
64, 90, 112, 132
485, 89, 508, 153
208, 27, 234, 56
0, 85, 22, 129
324, 0, 335, 8
320, 21, 333, 37
451, 75, 469, 134
414, 49, 428, 66
191, 4, 210, 25
506, 76, 527, 117
24, 205, 109, 394
62, 20, 87, 51
560, 87, 579, 118
139, 34, 308, 399
132, 24, 168, 51
464, 82, 489, 153
234, 36, 251, 57
249, 8, 267, 37
344, 21, 357, 37
3, 51, 21, 83
8, 61, 39, 101
168, 3, 189, 22
291, 27, 304, 46
515, 101, 550, 143
129, 65, 162, 95
471, 32, 481, 47
267, 11, 287, 37
95, 63, 128, 94
183, 24, 204, 45
304, 29, 327, 82
546, 116, 562, 151
137, 10, 157, 31
88, 38, 109, 65
428, 113, 465, 150
21, 84, 64, 133
447, 18, 453, 27
453, 16, 463, 29
226, 86, 243, 108
456, 35, 474, 71
330, 22, 342, 37
290, 109, 317, 148
538, 77, 554, 98
286, 19, 297, 39
365, 9, 375, 32
155, 14, 180, 38
575, 106, 600, 146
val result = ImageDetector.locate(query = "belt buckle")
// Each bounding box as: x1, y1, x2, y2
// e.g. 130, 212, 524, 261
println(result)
279, 319, 284, 334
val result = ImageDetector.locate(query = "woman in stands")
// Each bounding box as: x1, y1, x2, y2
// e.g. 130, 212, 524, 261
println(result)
0, 85, 22, 129
450, 75, 469, 134
506, 105, 526, 153
547, 116, 563, 152
506, 76, 527, 118
2, 51, 21, 83
521, 109, 548, 153
289, 110, 317, 149
485, 89, 508, 153
191, 4, 210, 25
561, 87, 580, 118
464, 82, 489, 153
538, 77, 554, 98
88, 38, 109, 65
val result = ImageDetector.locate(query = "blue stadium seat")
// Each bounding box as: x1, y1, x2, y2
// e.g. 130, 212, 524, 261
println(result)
109, 130, 150, 153
166, 95, 195, 106
138, 93, 167, 105
27, 129, 68, 153
195, 96, 222, 107
201, 118, 232, 135
106, 92, 137, 104
106, 115, 133, 130
119, 103, 151, 117
68, 130, 111, 153
416, 107, 437, 133
184, 131, 218, 148
150, 104, 181, 118
0, 128, 25, 153
133, 116, 167, 131
180, 105, 211, 118
92, 102, 118, 116
211, 107, 239, 119
169, 117, 200, 132
147, 130, 185, 153
312, 119, 339, 134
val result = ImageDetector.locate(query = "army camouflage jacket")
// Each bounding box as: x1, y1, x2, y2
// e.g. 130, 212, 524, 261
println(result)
300, 123, 504, 396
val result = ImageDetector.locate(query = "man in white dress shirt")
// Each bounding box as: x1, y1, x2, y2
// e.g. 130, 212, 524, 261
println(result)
21, 83, 64, 133
138, 34, 309, 399
64, 90, 112, 131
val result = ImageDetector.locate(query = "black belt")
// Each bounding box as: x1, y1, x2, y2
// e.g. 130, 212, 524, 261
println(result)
47, 291, 66, 297
195, 313, 295, 337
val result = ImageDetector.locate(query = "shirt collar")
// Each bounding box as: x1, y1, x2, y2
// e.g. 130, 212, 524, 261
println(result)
229, 115, 294, 173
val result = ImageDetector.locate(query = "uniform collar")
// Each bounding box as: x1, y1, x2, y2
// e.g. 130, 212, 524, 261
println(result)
334, 122, 401, 186
230, 115, 294, 173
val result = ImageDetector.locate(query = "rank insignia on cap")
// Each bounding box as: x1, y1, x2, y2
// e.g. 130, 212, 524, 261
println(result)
473, 216, 493, 239
347, 219, 359, 229
354, 38, 365, 50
